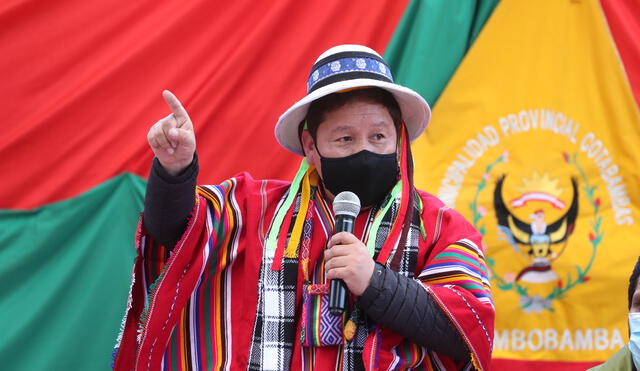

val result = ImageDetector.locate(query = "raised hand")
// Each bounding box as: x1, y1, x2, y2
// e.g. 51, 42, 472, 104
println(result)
147, 90, 196, 175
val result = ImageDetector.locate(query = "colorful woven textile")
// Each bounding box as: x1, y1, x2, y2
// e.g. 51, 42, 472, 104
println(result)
113, 167, 494, 370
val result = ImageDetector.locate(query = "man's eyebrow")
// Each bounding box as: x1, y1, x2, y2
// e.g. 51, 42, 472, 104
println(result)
370, 121, 391, 128
329, 125, 355, 133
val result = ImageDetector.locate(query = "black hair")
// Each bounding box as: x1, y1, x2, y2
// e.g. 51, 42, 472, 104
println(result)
301, 87, 401, 141
629, 256, 640, 310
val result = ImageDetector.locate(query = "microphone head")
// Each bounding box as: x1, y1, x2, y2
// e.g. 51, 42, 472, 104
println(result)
333, 191, 361, 218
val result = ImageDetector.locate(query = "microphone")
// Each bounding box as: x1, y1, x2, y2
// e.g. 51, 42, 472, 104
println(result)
329, 191, 361, 316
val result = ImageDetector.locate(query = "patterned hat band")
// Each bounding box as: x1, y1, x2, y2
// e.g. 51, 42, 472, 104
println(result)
306, 52, 394, 93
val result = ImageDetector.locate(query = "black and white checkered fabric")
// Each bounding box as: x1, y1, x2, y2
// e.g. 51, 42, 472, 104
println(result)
248, 194, 302, 370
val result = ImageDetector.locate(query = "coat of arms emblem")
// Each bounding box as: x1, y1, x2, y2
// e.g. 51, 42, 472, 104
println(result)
493, 173, 578, 284
469, 152, 602, 313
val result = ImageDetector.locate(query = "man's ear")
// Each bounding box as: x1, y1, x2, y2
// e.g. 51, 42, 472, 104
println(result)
300, 130, 317, 168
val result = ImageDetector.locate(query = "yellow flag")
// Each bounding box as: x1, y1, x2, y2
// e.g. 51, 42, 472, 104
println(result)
413, 0, 640, 364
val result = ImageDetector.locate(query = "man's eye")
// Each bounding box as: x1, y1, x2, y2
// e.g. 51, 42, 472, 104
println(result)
374, 133, 386, 140
337, 136, 352, 142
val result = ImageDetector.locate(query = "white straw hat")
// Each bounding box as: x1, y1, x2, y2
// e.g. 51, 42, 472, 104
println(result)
275, 44, 431, 156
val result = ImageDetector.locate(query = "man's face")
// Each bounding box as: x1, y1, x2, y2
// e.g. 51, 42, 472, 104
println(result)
301, 99, 397, 182
632, 279, 640, 313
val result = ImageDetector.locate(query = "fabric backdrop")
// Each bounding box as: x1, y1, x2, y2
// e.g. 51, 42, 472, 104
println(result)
0, 0, 638, 370
411, 0, 640, 369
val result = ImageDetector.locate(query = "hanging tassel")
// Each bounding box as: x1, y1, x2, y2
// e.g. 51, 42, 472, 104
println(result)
271, 205, 295, 270
343, 306, 360, 341
300, 172, 319, 280
266, 159, 309, 251
370, 122, 412, 265
391, 123, 416, 270
284, 168, 312, 258
267, 159, 310, 270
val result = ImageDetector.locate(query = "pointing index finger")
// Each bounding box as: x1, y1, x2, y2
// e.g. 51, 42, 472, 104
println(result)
162, 90, 190, 125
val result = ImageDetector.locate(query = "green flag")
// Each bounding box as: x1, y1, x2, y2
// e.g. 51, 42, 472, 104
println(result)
0, 174, 145, 370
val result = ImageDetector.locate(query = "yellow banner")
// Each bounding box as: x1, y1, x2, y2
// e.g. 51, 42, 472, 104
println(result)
413, 0, 640, 363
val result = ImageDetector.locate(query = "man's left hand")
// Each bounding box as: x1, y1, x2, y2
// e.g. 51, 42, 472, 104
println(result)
324, 232, 375, 296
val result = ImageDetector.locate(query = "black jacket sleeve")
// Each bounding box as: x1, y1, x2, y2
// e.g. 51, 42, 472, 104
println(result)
143, 154, 199, 248
357, 263, 470, 362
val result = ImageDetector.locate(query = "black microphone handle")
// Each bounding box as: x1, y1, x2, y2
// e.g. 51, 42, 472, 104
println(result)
329, 214, 355, 316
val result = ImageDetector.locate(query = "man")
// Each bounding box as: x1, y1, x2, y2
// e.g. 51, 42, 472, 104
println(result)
113, 45, 494, 370
590, 257, 640, 371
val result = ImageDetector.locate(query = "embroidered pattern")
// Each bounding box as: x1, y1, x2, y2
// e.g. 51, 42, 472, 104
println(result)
307, 56, 393, 91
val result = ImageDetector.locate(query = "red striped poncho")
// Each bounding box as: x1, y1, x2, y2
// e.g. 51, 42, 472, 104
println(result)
113, 172, 494, 370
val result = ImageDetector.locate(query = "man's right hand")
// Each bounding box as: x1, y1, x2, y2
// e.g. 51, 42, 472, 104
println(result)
147, 90, 196, 176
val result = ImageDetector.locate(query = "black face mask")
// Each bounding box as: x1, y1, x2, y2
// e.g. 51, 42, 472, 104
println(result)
317, 148, 399, 207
